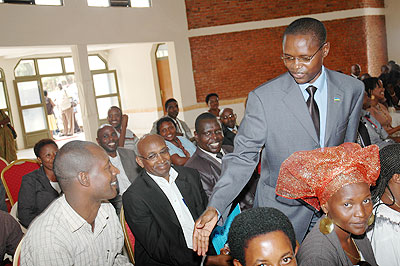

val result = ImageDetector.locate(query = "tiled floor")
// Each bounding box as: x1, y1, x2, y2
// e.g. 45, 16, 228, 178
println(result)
16, 132, 86, 160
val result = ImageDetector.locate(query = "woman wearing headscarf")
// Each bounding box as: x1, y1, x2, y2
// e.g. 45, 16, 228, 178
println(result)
276, 142, 379, 266
367, 143, 400, 265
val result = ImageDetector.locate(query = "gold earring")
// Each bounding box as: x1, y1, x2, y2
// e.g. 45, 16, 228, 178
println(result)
368, 213, 375, 226
319, 214, 334, 235
371, 95, 375, 100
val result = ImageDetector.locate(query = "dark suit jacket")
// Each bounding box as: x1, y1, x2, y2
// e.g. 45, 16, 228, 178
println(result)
297, 219, 378, 266
221, 124, 237, 146
209, 69, 364, 242
18, 166, 60, 228
109, 147, 141, 215
122, 166, 208, 266
185, 146, 257, 211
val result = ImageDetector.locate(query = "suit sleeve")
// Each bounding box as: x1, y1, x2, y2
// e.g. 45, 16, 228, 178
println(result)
18, 172, 38, 228
122, 190, 201, 266
344, 81, 364, 142
209, 90, 266, 215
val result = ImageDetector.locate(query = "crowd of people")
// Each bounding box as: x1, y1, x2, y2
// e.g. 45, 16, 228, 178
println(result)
0, 17, 400, 266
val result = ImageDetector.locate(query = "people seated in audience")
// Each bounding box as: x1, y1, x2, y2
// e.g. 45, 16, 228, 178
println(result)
96, 124, 141, 215
386, 70, 400, 106
18, 139, 61, 228
21, 141, 132, 265
157, 117, 196, 166
0, 210, 23, 266
368, 144, 400, 265
360, 73, 371, 81
151, 98, 194, 141
206, 93, 220, 117
350, 64, 361, 79
358, 90, 396, 148
122, 134, 231, 266
228, 207, 298, 266
276, 143, 379, 266
107, 106, 139, 152
219, 108, 238, 146
185, 113, 257, 211
364, 77, 400, 135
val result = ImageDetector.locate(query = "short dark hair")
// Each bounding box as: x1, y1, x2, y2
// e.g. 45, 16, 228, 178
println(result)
156, 117, 176, 134
228, 207, 296, 265
164, 98, 177, 111
34, 139, 58, 158
362, 77, 380, 97
44, 90, 48, 97
205, 93, 219, 104
284, 17, 327, 46
371, 144, 400, 203
53, 140, 98, 191
195, 112, 217, 132
108, 106, 122, 115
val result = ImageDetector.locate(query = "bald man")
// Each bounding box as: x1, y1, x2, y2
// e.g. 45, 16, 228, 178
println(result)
219, 108, 239, 146
122, 135, 231, 266
21, 141, 132, 266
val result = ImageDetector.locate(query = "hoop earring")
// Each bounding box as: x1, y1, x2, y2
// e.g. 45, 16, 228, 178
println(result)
371, 95, 375, 100
319, 214, 334, 235
368, 213, 375, 226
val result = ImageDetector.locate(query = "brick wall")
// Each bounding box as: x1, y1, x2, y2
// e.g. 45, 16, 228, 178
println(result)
190, 16, 387, 102
185, 0, 384, 29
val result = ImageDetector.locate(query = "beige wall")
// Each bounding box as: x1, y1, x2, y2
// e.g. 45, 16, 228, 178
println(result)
385, 0, 400, 63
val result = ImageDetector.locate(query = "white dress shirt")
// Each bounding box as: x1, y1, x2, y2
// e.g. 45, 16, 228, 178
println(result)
109, 151, 132, 195
199, 147, 225, 164
21, 195, 132, 266
147, 168, 195, 249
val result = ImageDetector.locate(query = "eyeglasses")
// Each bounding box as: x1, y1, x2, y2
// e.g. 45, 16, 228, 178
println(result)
138, 147, 169, 161
220, 114, 236, 120
281, 43, 326, 64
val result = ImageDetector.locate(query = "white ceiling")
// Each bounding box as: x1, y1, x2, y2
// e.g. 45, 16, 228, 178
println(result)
0, 43, 136, 59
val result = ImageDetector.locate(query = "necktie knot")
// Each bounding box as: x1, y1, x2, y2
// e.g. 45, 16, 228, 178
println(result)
216, 152, 223, 159
306, 85, 318, 96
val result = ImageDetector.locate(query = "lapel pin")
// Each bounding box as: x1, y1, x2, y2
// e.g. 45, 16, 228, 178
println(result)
334, 97, 340, 102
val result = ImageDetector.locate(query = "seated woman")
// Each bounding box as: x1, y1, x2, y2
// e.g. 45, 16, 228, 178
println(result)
157, 117, 196, 166
367, 144, 400, 265
364, 77, 400, 135
18, 139, 61, 228
276, 143, 379, 266
228, 207, 298, 266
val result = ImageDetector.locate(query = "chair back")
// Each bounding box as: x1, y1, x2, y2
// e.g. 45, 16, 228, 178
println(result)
120, 207, 135, 264
13, 237, 22, 266
1, 159, 40, 206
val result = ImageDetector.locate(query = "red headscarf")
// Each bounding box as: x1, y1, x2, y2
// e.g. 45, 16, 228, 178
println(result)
275, 143, 380, 211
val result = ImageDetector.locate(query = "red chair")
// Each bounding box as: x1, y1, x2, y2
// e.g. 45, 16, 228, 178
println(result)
1, 159, 40, 206
120, 207, 135, 264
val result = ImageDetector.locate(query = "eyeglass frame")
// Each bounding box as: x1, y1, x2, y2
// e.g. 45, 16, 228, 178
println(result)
220, 113, 237, 120
137, 147, 170, 161
281, 42, 327, 64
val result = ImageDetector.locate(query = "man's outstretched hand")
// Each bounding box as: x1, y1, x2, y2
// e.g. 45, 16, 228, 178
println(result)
193, 206, 219, 256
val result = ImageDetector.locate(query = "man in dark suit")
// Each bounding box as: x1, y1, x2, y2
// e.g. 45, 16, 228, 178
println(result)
97, 124, 141, 215
122, 134, 231, 266
185, 112, 256, 211
219, 108, 238, 146
193, 17, 364, 254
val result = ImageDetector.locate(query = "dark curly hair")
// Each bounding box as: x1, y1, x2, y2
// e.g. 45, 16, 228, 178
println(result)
156, 117, 176, 135
205, 93, 219, 104
33, 139, 58, 158
362, 77, 381, 97
228, 207, 296, 265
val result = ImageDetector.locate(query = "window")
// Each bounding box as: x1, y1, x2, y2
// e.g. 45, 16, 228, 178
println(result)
1, 0, 62, 5
87, 0, 150, 8
0, 68, 11, 116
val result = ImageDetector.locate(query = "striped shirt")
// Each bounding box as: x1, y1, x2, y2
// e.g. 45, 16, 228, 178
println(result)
21, 195, 132, 266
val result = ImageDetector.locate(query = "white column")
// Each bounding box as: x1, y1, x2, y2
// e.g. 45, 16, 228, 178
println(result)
71, 45, 98, 142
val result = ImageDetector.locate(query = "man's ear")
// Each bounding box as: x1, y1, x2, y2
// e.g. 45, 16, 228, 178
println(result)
322, 42, 330, 58
294, 240, 300, 255
136, 156, 144, 168
391, 173, 400, 184
194, 131, 199, 143
233, 259, 243, 266
77, 172, 90, 187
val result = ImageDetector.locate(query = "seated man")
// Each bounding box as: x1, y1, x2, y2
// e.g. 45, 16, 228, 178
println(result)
21, 141, 132, 266
97, 124, 141, 214
122, 134, 231, 266
228, 207, 298, 266
219, 108, 239, 146
151, 98, 193, 141
107, 106, 139, 152
185, 113, 257, 211
0, 210, 23, 265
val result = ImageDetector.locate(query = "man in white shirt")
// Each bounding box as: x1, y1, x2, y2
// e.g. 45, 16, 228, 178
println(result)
57, 83, 74, 136
21, 140, 132, 266
122, 134, 231, 266
97, 124, 141, 214
107, 106, 139, 152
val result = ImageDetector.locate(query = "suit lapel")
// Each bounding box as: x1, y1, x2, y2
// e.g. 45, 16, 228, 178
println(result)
281, 75, 319, 144
38, 167, 59, 195
324, 69, 345, 145
175, 171, 198, 220
197, 149, 221, 171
